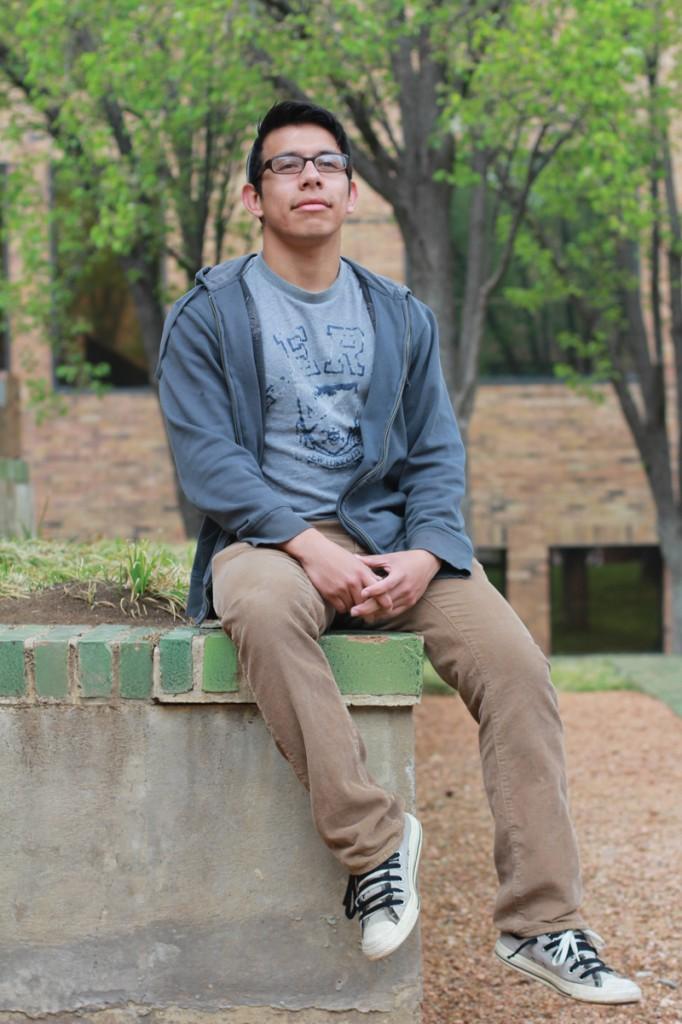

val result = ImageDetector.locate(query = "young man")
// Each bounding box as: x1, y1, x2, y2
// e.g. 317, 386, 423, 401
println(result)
155, 100, 641, 1003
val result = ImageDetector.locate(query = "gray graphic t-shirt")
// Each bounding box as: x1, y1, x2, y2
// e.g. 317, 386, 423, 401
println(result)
243, 254, 375, 519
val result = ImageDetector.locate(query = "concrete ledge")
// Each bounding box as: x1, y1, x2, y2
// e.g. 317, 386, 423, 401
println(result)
0, 624, 424, 705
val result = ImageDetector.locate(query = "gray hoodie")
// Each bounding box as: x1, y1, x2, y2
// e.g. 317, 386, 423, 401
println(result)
155, 254, 473, 623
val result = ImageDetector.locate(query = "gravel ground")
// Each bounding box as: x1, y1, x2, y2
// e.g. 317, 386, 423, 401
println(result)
415, 690, 682, 1024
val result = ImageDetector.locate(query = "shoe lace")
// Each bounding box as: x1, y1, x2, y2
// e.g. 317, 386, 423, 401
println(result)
545, 929, 613, 981
343, 852, 405, 923
510, 928, 613, 981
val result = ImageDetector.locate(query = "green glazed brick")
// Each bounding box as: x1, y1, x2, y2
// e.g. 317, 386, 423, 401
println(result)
77, 625, 132, 698
34, 638, 70, 698
118, 627, 156, 699
320, 632, 424, 697
0, 459, 28, 483
13, 460, 29, 484
33, 626, 89, 699
0, 626, 40, 697
159, 627, 201, 694
202, 631, 239, 693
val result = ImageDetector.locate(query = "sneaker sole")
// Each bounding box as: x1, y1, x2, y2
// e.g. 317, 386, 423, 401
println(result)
494, 941, 642, 1004
363, 814, 423, 961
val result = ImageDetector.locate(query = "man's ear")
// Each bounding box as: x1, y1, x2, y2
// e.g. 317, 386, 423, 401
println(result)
346, 179, 358, 215
242, 182, 263, 219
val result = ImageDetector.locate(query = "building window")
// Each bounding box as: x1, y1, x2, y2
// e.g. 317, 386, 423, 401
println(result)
550, 545, 663, 654
50, 166, 149, 390
476, 547, 506, 597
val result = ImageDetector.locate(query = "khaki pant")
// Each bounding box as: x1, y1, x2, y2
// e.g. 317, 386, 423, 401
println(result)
212, 520, 585, 937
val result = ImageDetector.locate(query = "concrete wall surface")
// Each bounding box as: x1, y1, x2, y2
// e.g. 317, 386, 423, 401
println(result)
0, 702, 421, 1021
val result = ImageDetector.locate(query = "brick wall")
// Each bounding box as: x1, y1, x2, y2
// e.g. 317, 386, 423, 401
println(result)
22, 387, 178, 539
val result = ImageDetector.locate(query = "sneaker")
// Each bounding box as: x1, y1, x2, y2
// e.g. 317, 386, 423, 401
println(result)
342, 812, 422, 960
495, 928, 642, 1004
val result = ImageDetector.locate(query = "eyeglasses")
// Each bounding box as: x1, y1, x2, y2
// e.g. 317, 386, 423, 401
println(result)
260, 152, 350, 177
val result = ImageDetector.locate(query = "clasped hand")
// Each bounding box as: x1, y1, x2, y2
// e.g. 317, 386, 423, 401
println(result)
282, 529, 440, 625
349, 549, 441, 624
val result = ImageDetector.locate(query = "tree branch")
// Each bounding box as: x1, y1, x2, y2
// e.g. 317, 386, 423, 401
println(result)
484, 121, 578, 298
488, 115, 524, 233
164, 242, 197, 278
614, 239, 658, 414
213, 160, 236, 265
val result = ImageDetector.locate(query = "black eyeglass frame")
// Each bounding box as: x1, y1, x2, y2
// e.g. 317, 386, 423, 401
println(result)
257, 151, 351, 179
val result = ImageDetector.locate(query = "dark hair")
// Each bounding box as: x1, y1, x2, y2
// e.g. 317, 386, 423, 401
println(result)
246, 100, 352, 191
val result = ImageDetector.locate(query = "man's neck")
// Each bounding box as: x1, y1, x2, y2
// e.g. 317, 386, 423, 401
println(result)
261, 236, 342, 292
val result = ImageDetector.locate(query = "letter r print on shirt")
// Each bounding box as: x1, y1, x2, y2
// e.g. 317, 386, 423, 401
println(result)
323, 325, 366, 376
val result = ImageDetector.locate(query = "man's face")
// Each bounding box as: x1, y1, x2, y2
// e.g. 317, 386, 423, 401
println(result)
242, 123, 358, 245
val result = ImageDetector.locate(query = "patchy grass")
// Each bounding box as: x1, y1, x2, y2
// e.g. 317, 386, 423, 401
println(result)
606, 654, 682, 716
549, 656, 637, 692
552, 655, 681, 715
0, 537, 195, 614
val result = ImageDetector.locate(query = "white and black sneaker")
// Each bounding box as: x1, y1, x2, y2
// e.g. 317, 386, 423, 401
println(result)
343, 812, 422, 960
495, 928, 642, 1003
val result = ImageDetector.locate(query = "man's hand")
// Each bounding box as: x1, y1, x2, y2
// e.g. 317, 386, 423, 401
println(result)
279, 529, 393, 616
350, 549, 441, 624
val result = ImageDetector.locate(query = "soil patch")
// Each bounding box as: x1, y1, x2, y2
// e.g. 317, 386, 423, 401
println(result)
0, 581, 189, 627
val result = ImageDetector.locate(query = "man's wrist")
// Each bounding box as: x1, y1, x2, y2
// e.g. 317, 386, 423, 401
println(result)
413, 548, 442, 574
277, 527, 320, 562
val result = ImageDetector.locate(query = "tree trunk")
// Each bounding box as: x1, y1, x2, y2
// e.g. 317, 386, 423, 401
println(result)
658, 514, 682, 654
395, 181, 458, 394
454, 155, 492, 438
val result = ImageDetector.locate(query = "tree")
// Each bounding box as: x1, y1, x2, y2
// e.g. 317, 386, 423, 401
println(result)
251, 0, 641, 439
0, 0, 270, 533
498, 3, 682, 650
